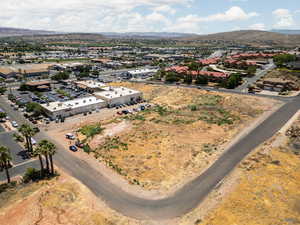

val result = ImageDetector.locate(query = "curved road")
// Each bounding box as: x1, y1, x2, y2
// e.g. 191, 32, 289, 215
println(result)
38, 95, 300, 220
2, 93, 300, 220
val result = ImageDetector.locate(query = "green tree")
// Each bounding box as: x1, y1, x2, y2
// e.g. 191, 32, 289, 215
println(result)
19, 83, 29, 91
183, 74, 193, 84
0, 112, 7, 120
51, 71, 70, 81
247, 66, 257, 76
37, 140, 56, 175
188, 61, 202, 71
33, 144, 45, 177
273, 54, 296, 67
0, 146, 12, 183
25, 102, 44, 116
165, 72, 181, 83
0, 87, 7, 95
195, 75, 208, 85
18, 124, 38, 153
226, 73, 241, 89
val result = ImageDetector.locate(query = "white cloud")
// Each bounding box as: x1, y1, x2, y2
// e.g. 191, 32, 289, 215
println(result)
248, 23, 266, 30
153, 5, 176, 14
272, 9, 295, 28
200, 6, 258, 22
175, 6, 258, 25
165, 6, 258, 34
0, 0, 189, 32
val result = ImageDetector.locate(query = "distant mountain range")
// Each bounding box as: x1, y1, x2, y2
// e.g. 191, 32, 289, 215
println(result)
0, 27, 58, 37
99, 32, 196, 39
270, 29, 300, 35
0, 27, 195, 39
180, 30, 300, 47
1, 27, 300, 47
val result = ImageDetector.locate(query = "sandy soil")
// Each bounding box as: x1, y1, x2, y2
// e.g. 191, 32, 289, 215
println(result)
0, 171, 142, 225
47, 83, 280, 195
177, 113, 300, 225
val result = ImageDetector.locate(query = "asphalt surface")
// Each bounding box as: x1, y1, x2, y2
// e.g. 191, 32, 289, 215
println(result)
1, 89, 300, 219
0, 96, 39, 182
0, 131, 30, 165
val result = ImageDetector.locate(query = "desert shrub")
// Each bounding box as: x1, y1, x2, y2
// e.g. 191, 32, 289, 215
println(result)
23, 168, 41, 183
13, 133, 24, 142
79, 123, 104, 139
83, 144, 92, 154
189, 104, 198, 111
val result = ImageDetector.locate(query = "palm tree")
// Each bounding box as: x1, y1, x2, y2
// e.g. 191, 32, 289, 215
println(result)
37, 140, 56, 175
18, 124, 38, 153
0, 146, 12, 183
33, 145, 44, 177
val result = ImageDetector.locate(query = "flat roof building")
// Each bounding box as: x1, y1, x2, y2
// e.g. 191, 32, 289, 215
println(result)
94, 87, 142, 107
74, 80, 107, 92
41, 96, 106, 119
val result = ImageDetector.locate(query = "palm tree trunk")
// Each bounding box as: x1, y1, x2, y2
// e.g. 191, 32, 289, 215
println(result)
5, 162, 10, 183
38, 155, 44, 177
25, 136, 30, 152
49, 155, 54, 175
45, 154, 50, 174
28, 137, 33, 153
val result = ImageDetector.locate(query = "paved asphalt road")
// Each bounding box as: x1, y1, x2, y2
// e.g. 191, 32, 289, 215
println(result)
236, 63, 276, 92
1, 90, 300, 219
0, 131, 30, 165
0, 97, 39, 182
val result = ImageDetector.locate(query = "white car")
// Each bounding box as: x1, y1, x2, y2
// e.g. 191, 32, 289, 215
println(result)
65, 133, 76, 140
31, 138, 37, 145
11, 121, 18, 127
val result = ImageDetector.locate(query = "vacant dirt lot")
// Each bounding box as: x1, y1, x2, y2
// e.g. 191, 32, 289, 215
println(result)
0, 171, 142, 225
179, 114, 300, 225
74, 83, 279, 192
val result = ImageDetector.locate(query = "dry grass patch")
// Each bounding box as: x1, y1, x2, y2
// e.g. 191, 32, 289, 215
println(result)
82, 83, 278, 192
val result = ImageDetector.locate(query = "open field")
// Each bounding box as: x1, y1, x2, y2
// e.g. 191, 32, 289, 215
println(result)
264, 68, 300, 88
62, 83, 280, 193
187, 114, 300, 225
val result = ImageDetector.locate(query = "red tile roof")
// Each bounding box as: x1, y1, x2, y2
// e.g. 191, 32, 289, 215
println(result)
199, 58, 220, 65
165, 66, 228, 78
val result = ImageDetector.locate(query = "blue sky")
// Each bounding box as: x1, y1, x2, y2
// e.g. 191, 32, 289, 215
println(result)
0, 0, 299, 33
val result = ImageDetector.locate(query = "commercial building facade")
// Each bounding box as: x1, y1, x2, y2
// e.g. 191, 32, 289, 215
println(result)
41, 96, 106, 119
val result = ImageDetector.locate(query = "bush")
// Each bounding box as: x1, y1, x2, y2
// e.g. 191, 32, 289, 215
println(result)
79, 123, 104, 139
83, 144, 92, 154
165, 71, 181, 83
195, 75, 208, 85
23, 168, 41, 183
189, 105, 198, 111
13, 133, 24, 142
0, 87, 7, 95
51, 71, 70, 81
0, 181, 17, 194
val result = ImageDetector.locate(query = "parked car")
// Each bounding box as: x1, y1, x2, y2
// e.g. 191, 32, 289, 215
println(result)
66, 133, 76, 140
69, 145, 78, 152
75, 141, 84, 148
11, 121, 18, 127
31, 138, 37, 145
